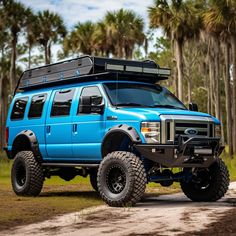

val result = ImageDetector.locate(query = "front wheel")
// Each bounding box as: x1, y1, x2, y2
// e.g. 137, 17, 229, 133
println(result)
180, 158, 229, 202
97, 151, 147, 207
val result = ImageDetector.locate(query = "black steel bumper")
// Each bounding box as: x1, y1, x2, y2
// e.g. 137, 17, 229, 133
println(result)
135, 136, 224, 168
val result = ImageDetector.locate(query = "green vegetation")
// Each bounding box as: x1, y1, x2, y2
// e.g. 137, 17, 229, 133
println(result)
0, 152, 102, 231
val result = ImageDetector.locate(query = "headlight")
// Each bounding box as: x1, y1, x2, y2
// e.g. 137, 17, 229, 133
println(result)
215, 125, 221, 138
141, 122, 160, 143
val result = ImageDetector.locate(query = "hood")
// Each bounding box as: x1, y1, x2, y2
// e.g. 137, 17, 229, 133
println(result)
108, 107, 220, 124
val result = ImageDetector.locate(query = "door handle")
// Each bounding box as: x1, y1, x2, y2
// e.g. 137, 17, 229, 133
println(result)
46, 125, 51, 134
73, 124, 78, 133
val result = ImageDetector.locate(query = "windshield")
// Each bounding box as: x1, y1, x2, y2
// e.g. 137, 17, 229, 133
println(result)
103, 82, 186, 110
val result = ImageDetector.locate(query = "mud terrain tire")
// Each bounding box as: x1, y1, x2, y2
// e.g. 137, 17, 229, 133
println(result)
181, 158, 229, 201
11, 151, 44, 196
97, 151, 147, 207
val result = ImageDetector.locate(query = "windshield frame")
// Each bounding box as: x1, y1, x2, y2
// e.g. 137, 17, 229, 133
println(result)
102, 81, 187, 110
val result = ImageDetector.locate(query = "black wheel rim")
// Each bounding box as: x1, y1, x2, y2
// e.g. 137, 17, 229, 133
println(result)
106, 165, 126, 194
15, 162, 26, 187
192, 169, 211, 190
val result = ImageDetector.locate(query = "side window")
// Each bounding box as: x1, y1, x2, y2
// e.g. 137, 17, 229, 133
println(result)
51, 89, 75, 117
28, 94, 47, 119
11, 97, 28, 120
78, 86, 103, 114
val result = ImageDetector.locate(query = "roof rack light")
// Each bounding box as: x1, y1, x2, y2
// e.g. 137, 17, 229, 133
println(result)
106, 63, 124, 71
126, 66, 143, 73
143, 67, 171, 76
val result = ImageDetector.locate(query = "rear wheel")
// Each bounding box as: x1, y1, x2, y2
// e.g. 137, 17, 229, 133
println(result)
97, 151, 147, 207
180, 158, 229, 201
11, 151, 44, 196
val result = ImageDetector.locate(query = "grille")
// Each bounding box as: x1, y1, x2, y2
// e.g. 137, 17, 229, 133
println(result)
161, 115, 215, 144
175, 122, 209, 136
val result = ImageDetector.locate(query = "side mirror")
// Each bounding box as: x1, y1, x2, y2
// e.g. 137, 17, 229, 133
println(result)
8, 94, 13, 103
189, 103, 198, 112
79, 96, 104, 114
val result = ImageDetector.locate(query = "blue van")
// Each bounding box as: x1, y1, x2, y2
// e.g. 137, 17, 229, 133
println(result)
4, 56, 229, 206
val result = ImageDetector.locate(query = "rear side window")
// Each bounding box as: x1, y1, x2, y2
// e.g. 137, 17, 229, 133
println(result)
11, 97, 28, 120
51, 89, 75, 117
28, 94, 47, 119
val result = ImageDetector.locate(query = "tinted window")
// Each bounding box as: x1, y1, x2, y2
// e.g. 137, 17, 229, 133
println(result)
78, 86, 102, 114
11, 97, 28, 120
104, 83, 186, 110
28, 94, 47, 118
51, 89, 75, 117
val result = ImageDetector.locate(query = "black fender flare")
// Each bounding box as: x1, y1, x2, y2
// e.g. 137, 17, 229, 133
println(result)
12, 130, 42, 162
101, 124, 142, 157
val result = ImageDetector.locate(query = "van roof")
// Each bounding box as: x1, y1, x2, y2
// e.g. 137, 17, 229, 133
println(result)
15, 56, 171, 95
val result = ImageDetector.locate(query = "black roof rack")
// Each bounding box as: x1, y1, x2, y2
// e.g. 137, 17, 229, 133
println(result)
15, 56, 171, 93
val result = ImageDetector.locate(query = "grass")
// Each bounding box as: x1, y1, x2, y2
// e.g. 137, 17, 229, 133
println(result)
0, 152, 103, 231
0, 149, 235, 231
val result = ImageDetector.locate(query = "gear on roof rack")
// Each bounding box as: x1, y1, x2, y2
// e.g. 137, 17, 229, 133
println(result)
15, 56, 171, 94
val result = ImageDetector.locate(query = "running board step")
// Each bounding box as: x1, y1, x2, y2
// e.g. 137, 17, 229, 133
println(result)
42, 163, 99, 168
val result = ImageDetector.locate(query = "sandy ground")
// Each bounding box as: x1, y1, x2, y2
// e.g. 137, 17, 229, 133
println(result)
1, 183, 236, 236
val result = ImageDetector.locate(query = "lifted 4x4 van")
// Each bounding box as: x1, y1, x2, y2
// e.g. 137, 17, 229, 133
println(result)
4, 56, 229, 206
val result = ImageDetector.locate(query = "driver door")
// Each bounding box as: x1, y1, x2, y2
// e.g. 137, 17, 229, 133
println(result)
72, 86, 106, 160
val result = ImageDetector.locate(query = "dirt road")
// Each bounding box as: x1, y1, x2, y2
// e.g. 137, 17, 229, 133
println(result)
2, 183, 236, 236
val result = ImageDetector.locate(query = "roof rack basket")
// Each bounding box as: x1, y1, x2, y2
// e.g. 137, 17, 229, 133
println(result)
16, 56, 171, 92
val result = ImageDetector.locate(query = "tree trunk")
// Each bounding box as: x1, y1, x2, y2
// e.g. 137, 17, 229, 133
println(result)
174, 67, 178, 97
48, 41, 52, 64
28, 45, 32, 69
231, 36, 236, 154
214, 38, 220, 120
0, 75, 2, 149
44, 43, 49, 65
1, 76, 8, 148
9, 36, 17, 94
187, 79, 191, 104
117, 38, 123, 59
176, 40, 184, 101
209, 59, 214, 115
224, 42, 233, 157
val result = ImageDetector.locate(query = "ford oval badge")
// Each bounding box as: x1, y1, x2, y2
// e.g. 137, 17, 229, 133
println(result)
184, 128, 198, 135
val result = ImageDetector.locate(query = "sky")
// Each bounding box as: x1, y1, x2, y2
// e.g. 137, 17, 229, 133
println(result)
19, 0, 156, 30
17, 0, 162, 65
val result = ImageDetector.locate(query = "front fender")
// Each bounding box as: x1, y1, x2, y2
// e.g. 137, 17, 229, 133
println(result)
101, 124, 142, 157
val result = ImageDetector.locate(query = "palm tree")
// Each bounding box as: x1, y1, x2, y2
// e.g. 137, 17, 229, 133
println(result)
37, 10, 67, 64
94, 21, 114, 57
203, 0, 236, 156
2, 0, 28, 93
61, 21, 96, 57
25, 9, 39, 69
73, 21, 96, 55
148, 0, 201, 101
104, 9, 145, 59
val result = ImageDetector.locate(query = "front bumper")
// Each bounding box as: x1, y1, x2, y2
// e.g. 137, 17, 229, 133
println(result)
135, 136, 224, 168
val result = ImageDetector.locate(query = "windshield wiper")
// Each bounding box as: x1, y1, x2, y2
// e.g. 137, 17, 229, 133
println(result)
153, 104, 186, 110
115, 103, 152, 108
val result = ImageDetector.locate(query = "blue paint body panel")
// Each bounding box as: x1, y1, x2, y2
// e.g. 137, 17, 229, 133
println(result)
6, 80, 221, 162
